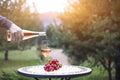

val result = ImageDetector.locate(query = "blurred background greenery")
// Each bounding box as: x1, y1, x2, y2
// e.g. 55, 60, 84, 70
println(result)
0, 0, 120, 80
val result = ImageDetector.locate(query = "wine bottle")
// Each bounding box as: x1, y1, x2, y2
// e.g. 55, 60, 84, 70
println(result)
7, 29, 46, 41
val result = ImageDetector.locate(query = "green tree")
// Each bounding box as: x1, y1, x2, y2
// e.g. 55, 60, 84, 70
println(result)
58, 0, 120, 80
46, 24, 63, 48
0, 0, 43, 60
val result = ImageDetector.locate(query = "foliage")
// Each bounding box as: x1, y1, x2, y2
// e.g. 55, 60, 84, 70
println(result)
0, 0, 43, 60
0, 72, 34, 80
0, 0, 43, 50
58, 0, 120, 80
46, 24, 63, 48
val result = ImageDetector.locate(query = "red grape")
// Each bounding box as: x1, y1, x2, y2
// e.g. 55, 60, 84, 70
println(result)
43, 59, 62, 72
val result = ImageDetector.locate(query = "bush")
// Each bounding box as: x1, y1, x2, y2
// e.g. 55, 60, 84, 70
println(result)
0, 72, 34, 80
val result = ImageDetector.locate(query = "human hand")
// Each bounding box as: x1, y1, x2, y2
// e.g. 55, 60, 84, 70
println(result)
9, 24, 24, 42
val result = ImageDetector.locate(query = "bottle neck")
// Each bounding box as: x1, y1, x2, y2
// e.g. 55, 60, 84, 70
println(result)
38, 32, 46, 36
23, 30, 46, 36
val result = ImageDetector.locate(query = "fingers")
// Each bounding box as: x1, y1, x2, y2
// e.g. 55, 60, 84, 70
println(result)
11, 32, 15, 42
9, 23, 24, 42
18, 30, 24, 41
11, 30, 24, 42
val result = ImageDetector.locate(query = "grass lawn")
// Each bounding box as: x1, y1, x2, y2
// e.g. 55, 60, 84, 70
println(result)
0, 47, 42, 74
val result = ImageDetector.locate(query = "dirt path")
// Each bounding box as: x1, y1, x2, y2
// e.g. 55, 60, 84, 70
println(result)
49, 49, 70, 65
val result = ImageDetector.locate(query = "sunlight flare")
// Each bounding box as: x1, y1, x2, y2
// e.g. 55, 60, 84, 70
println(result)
27, 0, 67, 13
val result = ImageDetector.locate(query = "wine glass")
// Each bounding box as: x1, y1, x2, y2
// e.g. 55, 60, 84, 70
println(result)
40, 40, 51, 58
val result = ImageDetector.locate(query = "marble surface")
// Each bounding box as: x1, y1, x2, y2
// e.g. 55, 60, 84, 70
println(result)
18, 65, 91, 77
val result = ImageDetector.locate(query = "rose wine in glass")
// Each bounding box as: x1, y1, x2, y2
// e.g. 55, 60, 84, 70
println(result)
41, 48, 51, 57
40, 40, 51, 58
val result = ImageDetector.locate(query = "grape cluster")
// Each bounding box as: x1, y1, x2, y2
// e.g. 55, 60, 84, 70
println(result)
43, 59, 62, 72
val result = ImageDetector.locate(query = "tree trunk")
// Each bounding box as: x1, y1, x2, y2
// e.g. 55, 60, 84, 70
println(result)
115, 55, 120, 80
4, 48, 8, 61
115, 63, 120, 80
107, 68, 112, 80
99, 58, 112, 80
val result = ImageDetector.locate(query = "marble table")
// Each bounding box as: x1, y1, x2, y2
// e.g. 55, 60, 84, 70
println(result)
17, 65, 92, 80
